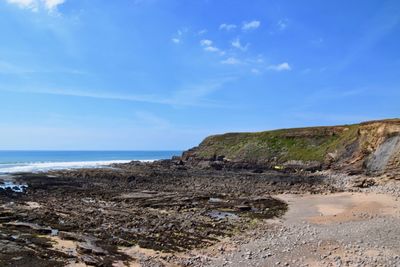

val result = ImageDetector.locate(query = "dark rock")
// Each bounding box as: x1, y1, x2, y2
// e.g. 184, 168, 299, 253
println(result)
236, 205, 252, 211
352, 178, 376, 188
77, 242, 107, 256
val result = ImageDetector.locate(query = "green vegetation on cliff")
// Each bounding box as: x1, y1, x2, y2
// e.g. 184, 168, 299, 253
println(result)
189, 124, 360, 163
183, 119, 400, 175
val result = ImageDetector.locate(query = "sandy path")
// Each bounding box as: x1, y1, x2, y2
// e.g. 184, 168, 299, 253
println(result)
205, 192, 400, 267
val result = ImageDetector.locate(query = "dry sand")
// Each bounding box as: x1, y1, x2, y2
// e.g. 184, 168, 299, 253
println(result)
204, 192, 400, 267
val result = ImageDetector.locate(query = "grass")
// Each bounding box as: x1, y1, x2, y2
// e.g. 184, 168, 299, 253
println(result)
194, 124, 361, 164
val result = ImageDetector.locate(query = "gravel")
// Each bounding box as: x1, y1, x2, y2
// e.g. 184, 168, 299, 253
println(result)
200, 177, 400, 267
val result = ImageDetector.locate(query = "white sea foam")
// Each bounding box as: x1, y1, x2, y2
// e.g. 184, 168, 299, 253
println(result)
0, 160, 153, 174
0, 181, 27, 192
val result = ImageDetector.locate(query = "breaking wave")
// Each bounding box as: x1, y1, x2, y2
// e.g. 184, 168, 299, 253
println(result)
0, 160, 149, 174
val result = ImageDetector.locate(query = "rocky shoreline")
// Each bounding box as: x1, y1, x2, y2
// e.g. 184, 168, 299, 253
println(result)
0, 159, 399, 266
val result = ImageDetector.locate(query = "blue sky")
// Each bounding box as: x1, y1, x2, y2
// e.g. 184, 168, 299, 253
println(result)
0, 0, 399, 150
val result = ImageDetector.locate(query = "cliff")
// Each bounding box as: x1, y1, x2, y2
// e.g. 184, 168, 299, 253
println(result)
182, 119, 400, 177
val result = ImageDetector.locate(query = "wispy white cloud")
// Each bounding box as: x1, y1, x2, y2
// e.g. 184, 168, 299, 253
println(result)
0, 78, 234, 108
169, 79, 231, 106
43, 0, 65, 10
242, 20, 261, 31
277, 19, 289, 31
256, 56, 264, 63
219, 23, 237, 31
268, 62, 291, 71
336, 4, 400, 71
7, 0, 38, 11
204, 46, 220, 52
221, 57, 240, 65
301, 68, 312, 74
198, 29, 207, 35
0, 60, 86, 75
171, 28, 188, 44
0, 60, 24, 74
200, 39, 213, 46
6, 0, 65, 12
231, 38, 249, 51
200, 39, 224, 54
251, 68, 260, 74
171, 38, 180, 44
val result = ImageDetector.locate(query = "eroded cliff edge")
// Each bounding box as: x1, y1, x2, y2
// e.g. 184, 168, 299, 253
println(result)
181, 119, 400, 178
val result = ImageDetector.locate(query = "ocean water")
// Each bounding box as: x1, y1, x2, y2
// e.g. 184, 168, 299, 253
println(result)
0, 151, 181, 174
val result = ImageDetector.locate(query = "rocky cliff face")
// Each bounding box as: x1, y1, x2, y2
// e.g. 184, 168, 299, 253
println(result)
181, 119, 400, 177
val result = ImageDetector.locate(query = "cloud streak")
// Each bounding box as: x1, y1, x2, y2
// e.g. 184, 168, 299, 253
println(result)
6, 0, 65, 12
171, 38, 180, 44
200, 39, 213, 46
268, 62, 291, 71
221, 57, 240, 65
7, 0, 37, 10
231, 38, 249, 51
43, 0, 64, 10
219, 23, 237, 31
204, 46, 220, 52
277, 19, 289, 31
242, 20, 261, 31
171, 29, 188, 44
200, 39, 224, 54
0, 60, 87, 75
0, 78, 234, 108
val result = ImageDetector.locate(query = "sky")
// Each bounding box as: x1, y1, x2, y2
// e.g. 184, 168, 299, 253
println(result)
0, 0, 399, 150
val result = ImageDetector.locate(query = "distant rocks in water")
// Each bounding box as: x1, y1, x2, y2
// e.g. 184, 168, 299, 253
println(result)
0, 181, 28, 193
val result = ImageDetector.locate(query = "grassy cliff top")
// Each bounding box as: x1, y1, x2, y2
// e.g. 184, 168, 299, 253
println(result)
184, 119, 400, 165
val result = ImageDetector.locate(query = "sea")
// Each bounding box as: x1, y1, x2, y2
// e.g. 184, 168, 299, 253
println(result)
0, 151, 181, 174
